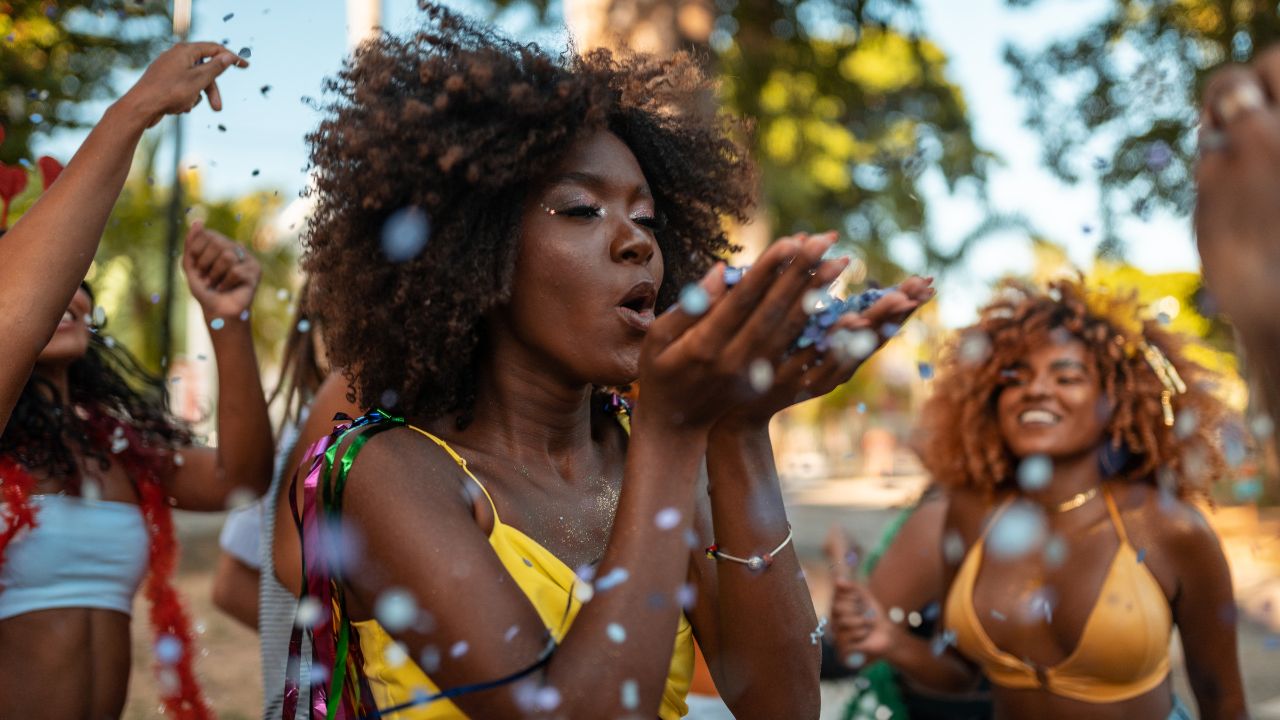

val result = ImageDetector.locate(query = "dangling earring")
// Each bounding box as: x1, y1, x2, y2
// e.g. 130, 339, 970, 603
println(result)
1098, 440, 1131, 478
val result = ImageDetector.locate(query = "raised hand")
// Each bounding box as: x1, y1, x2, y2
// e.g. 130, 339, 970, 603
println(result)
182, 222, 261, 322
718, 239, 933, 425
637, 233, 839, 430
118, 42, 249, 128
1194, 47, 1280, 340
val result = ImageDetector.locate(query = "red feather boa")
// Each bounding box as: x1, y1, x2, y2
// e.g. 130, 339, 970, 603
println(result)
0, 412, 211, 718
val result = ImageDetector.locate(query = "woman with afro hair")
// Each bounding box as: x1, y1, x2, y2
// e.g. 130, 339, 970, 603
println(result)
272, 3, 931, 718
831, 278, 1247, 719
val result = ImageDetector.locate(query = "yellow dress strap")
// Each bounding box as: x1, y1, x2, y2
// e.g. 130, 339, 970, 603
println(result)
1101, 488, 1129, 545
404, 424, 500, 523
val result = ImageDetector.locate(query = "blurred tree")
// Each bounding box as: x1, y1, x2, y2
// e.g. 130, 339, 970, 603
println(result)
0, 0, 171, 163
508, 0, 1005, 281
3, 138, 299, 379
1003, 0, 1280, 257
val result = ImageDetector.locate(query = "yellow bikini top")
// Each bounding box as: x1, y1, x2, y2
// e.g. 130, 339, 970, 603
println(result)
942, 489, 1171, 703
355, 425, 694, 719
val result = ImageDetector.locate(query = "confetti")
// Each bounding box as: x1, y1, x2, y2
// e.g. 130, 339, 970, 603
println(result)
210, 318, 225, 330
802, 289, 830, 315
381, 206, 432, 262
856, 402, 867, 414
888, 607, 905, 624
260, 85, 272, 97
297, 319, 312, 333
449, 641, 468, 658
374, 588, 417, 632
844, 652, 866, 668
419, 646, 441, 672
917, 362, 934, 380
110, 436, 129, 454
150, 293, 161, 304
251, 168, 260, 176
1136, 548, 1147, 564
504, 625, 520, 642
155, 635, 183, 665
1017, 454, 1052, 491
238, 47, 252, 59
621, 679, 639, 709
654, 507, 681, 530
748, 359, 774, 393
987, 502, 1047, 560
533, 687, 561, 711
908, 611, 922, 627
222, 12, 234, 21
1043, 535, 1068, 568
239, 309, 250, 321
295, 597, 323, 628
943, 530, 965, 564
606, 623, 627, 643
678, 284, 710, 315
596, 567, 630, 591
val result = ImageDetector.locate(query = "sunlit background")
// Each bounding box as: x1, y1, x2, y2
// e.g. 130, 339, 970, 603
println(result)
3, 0, 1280, 717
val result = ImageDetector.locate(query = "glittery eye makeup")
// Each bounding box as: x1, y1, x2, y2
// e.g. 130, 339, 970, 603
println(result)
539, 196, 664, 232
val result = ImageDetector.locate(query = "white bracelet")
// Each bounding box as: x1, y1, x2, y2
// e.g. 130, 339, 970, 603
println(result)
704, 525, 794, 571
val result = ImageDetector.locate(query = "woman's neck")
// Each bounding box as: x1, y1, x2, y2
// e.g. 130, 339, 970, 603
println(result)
1029, 448, 1104, 510
440, 342, 603, 485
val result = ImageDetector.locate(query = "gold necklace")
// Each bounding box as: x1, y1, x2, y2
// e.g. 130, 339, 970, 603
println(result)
1053, 486, 1099, 513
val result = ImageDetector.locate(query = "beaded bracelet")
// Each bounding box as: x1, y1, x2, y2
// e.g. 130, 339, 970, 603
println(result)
704, 525, 794, 571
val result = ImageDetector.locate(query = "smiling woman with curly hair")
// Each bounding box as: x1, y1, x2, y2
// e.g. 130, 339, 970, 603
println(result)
270, 3, 933, 718
831, 278, 1247, 720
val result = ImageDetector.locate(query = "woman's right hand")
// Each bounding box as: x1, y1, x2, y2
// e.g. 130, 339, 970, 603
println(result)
117, 43, 249, 129
637, 233, 845, 431
831, 577, 895, 665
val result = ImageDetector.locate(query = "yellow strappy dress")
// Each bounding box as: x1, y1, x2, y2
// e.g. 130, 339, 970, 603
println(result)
353, 426, 695, 718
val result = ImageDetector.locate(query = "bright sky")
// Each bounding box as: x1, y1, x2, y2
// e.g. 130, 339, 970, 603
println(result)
36, 0, 1203, 327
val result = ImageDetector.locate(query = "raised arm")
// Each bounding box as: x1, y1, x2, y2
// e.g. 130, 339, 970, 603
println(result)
0, 43, 246, 432
687, 233, 934, 717
163, 222, 273, 511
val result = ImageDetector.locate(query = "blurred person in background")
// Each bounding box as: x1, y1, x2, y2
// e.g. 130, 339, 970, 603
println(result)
0, 43, 246, 435
832, 278, 1246, 720
1195, 47, 1280, 429
0, 222, 273, 719
210, 285, 360, 720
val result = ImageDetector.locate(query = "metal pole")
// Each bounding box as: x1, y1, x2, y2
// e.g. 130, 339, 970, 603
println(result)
160, 0, 192, 374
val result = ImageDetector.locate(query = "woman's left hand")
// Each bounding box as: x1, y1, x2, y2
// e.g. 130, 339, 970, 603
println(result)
717, 273, 934, 427
182, 220, 261, 320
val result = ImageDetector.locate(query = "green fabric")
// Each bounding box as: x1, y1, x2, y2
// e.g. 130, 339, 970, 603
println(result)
840, 503, 919, 720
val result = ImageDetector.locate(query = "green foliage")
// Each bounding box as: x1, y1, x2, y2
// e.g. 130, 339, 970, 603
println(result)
0, 0, 170, 163
1004, 0, 1280, 257
494, 0, 999, 279
5, 137, 299, 376
717, 0, 995, 279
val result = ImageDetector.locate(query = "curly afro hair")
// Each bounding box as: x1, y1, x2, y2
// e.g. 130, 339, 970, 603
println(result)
915, 278, 1231, 499
302, 2, 756, 421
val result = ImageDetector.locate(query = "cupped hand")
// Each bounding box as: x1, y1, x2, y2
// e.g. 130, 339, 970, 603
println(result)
636, 233, 841, 431
719, 269, 934, 426
182, 221, 261, 321
1194, 47, 1280, 337
118, 42, 249, 129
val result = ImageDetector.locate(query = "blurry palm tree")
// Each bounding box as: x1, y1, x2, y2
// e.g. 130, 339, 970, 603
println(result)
0, 0, 170, 163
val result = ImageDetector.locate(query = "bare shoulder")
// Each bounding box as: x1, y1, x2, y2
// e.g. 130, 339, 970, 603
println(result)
1114, 482, 1224, 573
339, 423, 476, 515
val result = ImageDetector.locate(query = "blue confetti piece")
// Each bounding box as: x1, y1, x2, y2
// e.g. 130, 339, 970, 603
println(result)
918, 362, 934, 380
1136, 548, 1146, 564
